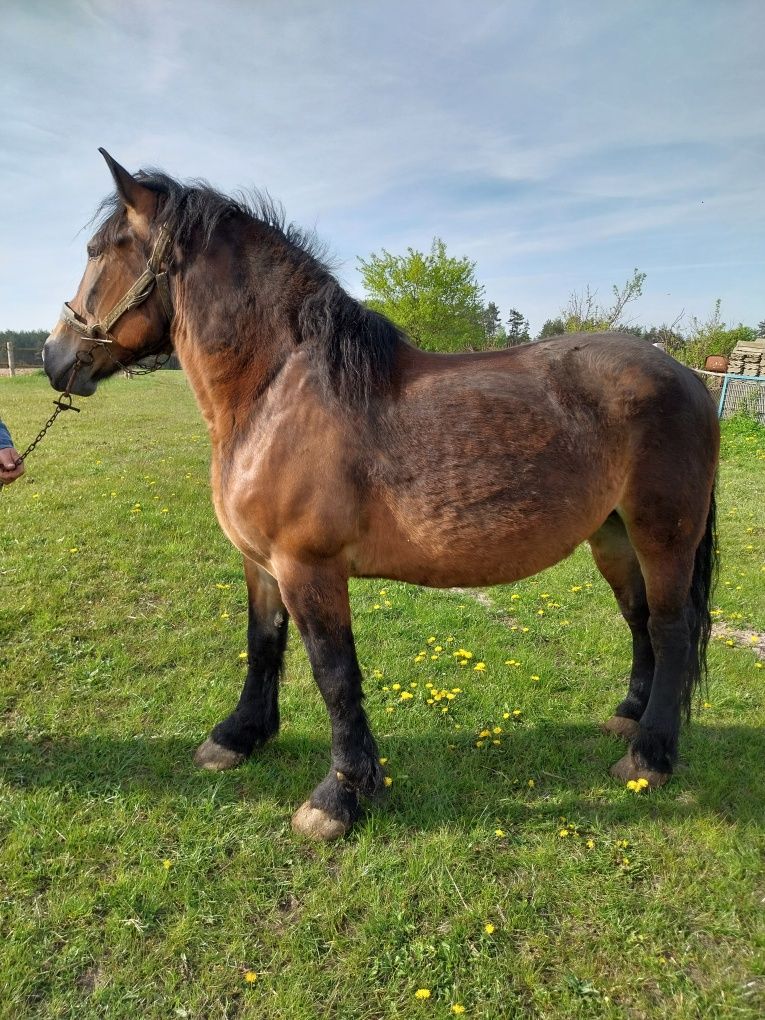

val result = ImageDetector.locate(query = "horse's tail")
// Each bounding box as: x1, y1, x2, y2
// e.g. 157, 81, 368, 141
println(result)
684, 481, 718, 720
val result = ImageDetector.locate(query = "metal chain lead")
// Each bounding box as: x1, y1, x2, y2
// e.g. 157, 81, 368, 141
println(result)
0, 343, 170, 494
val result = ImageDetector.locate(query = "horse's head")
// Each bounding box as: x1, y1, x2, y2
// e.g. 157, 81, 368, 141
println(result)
43, 149, 174, 397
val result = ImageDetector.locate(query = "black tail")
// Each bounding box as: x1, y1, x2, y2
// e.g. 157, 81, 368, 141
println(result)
684, 483, 718, 720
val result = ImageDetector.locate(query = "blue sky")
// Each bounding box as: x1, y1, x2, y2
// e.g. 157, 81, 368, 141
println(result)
2, 0, 763, 336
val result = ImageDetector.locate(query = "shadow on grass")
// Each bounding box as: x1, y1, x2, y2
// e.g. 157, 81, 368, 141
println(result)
1, 721, 764, 833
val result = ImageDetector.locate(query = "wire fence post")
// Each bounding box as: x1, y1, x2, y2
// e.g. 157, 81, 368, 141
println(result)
6, 341, 15, 377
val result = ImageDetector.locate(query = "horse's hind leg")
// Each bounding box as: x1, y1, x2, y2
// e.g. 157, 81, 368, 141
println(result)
608, 486, 716, 788
589, 512, 653, 742
194, 558, 287, 771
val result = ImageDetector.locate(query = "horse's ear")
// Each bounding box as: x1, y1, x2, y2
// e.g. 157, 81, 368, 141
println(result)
98, 148, 155, 237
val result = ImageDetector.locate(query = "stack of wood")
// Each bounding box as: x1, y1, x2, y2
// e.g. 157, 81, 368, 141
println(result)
727, 339, 765, 377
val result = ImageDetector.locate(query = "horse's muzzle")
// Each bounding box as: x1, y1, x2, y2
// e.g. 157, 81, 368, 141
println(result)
42, 337, 98, 397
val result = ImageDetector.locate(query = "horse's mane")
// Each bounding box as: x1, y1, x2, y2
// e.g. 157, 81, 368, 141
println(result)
92, 170, 402, 409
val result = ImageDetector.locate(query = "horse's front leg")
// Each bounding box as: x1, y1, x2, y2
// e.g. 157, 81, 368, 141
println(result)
194, 558, 288, 770
277, 559, 384, 840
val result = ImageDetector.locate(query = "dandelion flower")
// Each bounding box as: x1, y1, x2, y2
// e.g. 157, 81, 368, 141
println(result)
586, 839, 595, 849
452, 1006, 466, 1015
414, 988, 431, 999
379, 757, 388, 765
244, 971, 258, 983
494, 829, 506, 837
484, 923, 495, 934
162, 859, 172, 869
238, 651, 248, 660
384, 776, 393, 787
559, 828, 570, 838
527, 779, 535, 788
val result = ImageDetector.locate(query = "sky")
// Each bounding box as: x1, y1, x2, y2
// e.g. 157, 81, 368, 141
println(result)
2, 0, 764, 337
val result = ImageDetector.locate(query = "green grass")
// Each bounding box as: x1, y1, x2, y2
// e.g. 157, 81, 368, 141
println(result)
1, 373, 764, 1019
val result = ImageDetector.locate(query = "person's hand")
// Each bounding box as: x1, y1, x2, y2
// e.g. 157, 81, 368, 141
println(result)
0, 447, 24, 484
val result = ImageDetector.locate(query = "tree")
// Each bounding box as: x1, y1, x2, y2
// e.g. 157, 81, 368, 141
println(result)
358, 238, 488, 352
481, 301, 504, 345
757, 319, 765, 337
560, 269, 646, 332
538, 317, 565, 339
505, 308, 530, 346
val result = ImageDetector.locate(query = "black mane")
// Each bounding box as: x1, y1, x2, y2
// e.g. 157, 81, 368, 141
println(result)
91, 169, 401, 409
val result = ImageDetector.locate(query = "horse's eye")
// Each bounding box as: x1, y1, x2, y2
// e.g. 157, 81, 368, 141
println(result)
86, 245, 100, 259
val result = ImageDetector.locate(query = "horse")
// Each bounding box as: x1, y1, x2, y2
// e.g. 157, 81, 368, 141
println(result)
43, 149, 719, 840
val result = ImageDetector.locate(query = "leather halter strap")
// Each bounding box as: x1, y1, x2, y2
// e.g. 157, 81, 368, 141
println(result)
60, 225, 173, 344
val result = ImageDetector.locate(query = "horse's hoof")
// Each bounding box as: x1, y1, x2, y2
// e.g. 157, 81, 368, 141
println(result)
600, 715, 641, 742
609, 750, 671, 789
291, 801, 351, 841
193, 738, 247, 771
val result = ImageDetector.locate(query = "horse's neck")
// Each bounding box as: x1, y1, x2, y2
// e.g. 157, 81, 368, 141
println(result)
171, 235, 293, 447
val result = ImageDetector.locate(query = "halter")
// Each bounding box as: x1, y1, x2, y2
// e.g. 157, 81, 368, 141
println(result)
58, 224, 174, 346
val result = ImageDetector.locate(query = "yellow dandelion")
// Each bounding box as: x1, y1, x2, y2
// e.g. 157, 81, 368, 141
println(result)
414, 988, 431, 999
391, 683, 401, 691
502, 712, 510, 719
452, 1006, 466, 1015
244, 971, 258, 983
510, 593, 520, 600
384, 776, 393, 786
530, 675, 540, 682
379, 757, 388, 765
494, 829, 506, 837
220, 611, 229, 620
512, 709, 522, 717
559, 828, 570, 838
586, 839, 595, 849
427, 637, 436, 645
162, 859, 172, 869
484, 923, 495, 934
478, 729, 491, 738
756, 663, 763, 669
527, 779, 535, 788
474, 662, 486, 671
238, 651, 248, 660
399, 691, 413, 701
69, 547, 79, 554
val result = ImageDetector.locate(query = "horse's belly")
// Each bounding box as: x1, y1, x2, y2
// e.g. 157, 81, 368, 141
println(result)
350, 496, 611, 588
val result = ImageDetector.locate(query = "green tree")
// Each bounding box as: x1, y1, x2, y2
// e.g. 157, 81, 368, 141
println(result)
757, 319, 765, 336
506, 308, 530, 346
481, 301, 505, 346
358, 238, 488, 351
561, 269, 646, 332
538, 317, 565, 339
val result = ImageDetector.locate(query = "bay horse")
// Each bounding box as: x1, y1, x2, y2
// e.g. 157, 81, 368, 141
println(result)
43, 150, 719, 840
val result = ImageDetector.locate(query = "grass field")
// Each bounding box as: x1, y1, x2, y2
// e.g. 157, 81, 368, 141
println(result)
1, 372, 764, 1019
